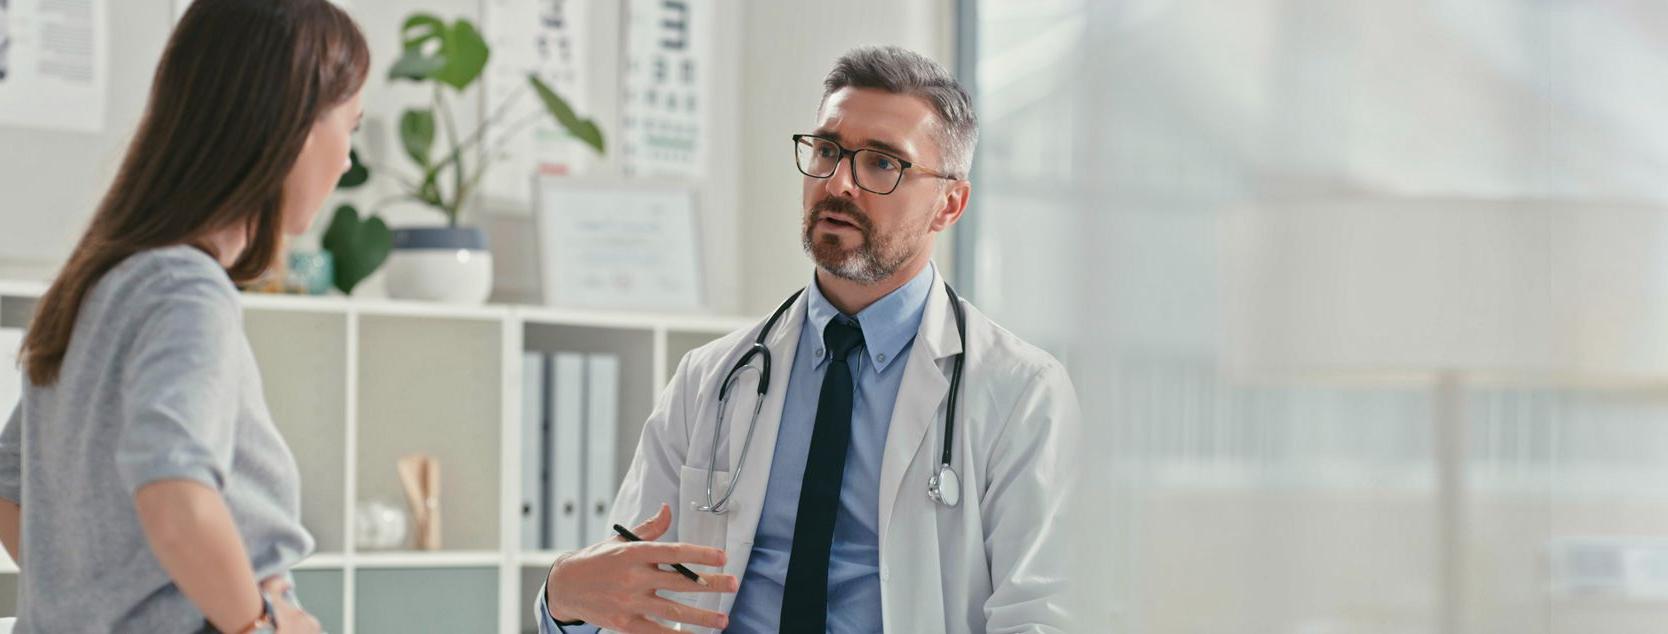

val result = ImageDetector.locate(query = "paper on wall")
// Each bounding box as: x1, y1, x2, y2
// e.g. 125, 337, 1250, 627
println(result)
483, 0, 596, 205
0, 0, 106, 133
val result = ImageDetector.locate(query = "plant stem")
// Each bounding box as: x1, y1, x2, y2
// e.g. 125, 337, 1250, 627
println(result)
486, 109, 548, 157
369, 193, 424, 211
433, 85, 465, 227
357, 158, 422, 194
412, 86, 529, 225
455, 107, 547, 212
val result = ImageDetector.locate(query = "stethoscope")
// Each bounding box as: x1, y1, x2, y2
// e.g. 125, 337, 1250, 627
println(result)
696, 283, 969, 514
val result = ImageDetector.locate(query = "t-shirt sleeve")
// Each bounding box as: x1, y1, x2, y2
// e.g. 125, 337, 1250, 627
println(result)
115, 273, 243, 495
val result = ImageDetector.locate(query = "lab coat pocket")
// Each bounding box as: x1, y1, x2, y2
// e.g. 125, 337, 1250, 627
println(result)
672, 465, 730, 617
676, 464, 730, 551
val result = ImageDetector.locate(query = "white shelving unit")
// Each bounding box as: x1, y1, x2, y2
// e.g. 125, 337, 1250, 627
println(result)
0, 281, 747, 634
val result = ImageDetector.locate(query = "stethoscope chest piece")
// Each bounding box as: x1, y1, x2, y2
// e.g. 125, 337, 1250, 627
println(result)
928, 463, 961, 508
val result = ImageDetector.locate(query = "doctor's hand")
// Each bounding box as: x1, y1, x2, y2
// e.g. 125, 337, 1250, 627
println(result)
545, 503, 739, 633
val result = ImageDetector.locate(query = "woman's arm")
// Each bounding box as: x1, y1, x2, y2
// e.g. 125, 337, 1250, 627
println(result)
134, 479, 263, 633
117, 276, 319, 632
0, 403, 21, 565
0, 499, 19, 564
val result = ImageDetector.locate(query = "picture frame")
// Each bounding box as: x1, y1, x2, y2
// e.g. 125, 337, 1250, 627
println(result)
531, 176, 703, 312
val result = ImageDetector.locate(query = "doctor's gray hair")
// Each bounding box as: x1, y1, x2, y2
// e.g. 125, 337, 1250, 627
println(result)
821, 45, 978, 179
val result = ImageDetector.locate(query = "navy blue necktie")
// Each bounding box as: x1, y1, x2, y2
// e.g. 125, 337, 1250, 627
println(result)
780, 318, 865, 632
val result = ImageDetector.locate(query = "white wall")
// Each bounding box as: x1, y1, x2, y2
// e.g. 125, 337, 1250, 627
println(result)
0, 0, 170, 280
0, 0, 487, 278
736, 0, 956, 314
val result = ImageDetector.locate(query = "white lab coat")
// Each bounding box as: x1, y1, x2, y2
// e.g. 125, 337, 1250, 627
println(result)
610, 272, 1082, 633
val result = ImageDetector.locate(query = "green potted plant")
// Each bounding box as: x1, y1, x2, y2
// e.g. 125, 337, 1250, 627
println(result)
371, 13, 604, 304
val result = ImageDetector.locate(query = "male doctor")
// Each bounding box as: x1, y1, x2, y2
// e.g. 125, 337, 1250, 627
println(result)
536, 46, 1081, 633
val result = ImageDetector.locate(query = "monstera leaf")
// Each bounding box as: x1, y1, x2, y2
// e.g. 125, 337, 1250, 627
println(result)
400, 109, 436, 167
338, 149, 369, 188
321, 205, 391, 294
389, 14, 489, 91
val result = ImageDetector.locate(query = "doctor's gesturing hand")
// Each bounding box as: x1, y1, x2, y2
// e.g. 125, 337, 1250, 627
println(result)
543, 504, 740, 633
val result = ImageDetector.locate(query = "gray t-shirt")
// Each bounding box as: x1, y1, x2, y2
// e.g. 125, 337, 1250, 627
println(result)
0, 245, 313, 632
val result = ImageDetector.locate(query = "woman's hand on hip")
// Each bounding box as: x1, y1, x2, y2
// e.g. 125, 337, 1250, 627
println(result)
261, 577, 322, 634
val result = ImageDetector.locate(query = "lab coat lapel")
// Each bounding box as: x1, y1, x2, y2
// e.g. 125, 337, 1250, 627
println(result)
877, 276, 963, 540
718, 289, 808, 613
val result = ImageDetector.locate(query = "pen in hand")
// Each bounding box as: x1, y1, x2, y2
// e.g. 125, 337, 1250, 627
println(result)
612, 523, 710, 586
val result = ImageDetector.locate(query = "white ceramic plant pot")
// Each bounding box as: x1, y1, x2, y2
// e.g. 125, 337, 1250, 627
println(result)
384, 226, 494, 304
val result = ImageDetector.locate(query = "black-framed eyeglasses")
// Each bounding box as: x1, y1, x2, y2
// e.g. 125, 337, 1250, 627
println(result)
793, 134, 956, 195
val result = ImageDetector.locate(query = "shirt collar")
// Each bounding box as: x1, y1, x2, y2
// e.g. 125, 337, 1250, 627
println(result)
804, 263, 936, 373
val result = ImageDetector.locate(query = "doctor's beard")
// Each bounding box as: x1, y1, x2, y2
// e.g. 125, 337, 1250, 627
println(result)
802, 196, 925, 285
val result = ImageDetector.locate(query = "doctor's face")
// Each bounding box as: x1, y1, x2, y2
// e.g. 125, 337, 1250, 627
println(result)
800, 87, 965, 284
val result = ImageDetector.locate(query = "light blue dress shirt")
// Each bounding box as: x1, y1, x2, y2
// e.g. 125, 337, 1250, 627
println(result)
726, 264, 934, 633
537, 264, 935, 633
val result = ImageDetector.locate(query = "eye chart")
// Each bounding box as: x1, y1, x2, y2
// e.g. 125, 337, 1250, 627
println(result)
620, 0, 709, 179
483, 0, 596, 205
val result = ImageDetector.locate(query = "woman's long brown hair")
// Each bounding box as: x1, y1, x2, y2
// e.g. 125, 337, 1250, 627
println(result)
22, 0, 369, 386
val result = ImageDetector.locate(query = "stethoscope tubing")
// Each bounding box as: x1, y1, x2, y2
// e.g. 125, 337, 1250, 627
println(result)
702, 283, 967, 514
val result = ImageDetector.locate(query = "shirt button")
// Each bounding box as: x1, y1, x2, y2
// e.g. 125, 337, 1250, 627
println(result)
877, 353, 887, 364
816, 347, 825, 357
